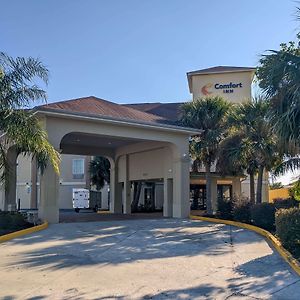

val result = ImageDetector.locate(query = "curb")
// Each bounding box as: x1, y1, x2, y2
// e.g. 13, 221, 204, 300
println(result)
97, 210, 111, 214
0, 222, 48, 243
190, 215, 300, 276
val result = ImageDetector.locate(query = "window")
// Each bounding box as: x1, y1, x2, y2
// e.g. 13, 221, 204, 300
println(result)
72, 159, 84, 179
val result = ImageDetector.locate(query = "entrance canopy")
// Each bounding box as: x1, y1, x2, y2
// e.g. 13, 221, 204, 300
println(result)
31, 96, 199, 223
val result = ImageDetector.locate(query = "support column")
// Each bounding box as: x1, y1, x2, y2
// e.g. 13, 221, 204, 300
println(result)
30, 156, 38, 209
163, 178, 173, 217
85, 156, 91, 189
109, 161, 122, 213
123, 154, 131, 214
232, 177, 242, 199
38, 164, 59, 223
172, 156, 190, 218
5, 147, 18, 211
211, 177, 218, 214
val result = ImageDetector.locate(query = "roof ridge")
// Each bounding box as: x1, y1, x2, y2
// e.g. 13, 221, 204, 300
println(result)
36, 96, 174, 124
39, 96, 113, 108
118, 102, 167, 120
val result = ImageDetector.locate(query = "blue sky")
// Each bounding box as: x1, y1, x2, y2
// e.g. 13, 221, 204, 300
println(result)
1, 0, 299, 104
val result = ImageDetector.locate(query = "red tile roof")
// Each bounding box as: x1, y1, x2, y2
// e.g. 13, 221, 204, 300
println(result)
37, 96, 172, 124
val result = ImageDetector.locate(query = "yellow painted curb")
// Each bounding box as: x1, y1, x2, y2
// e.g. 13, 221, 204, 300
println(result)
0, 222, 48, 243
97, 210, 111, 214
190, 215, 300, 276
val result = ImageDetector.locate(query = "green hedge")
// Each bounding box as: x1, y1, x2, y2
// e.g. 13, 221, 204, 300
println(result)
217, 197, 233, 220
0, 212, 32, 235
273, 198, 299, 210
251, 203, 276, 231
276, 207, 300, 258
232, 201, 252, 224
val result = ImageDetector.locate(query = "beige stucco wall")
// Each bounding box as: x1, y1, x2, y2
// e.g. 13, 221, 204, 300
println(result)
15, 153, 89, 209
118, 147, 172, 182
190, 71, 254, 103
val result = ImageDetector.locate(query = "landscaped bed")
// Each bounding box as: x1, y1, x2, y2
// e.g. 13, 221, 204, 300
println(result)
0, 211, 33, 236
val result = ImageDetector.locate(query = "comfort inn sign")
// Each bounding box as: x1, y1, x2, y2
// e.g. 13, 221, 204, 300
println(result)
187, 66, 256, 104
201, 82, 243, 96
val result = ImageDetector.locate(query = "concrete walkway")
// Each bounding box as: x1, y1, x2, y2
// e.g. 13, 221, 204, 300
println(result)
0, 219, 299, 299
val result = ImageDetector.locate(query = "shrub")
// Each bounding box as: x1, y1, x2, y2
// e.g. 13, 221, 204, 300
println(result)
251, 203, 276, 231
216, 197, 233, 220
232, 201, 252, 224
0, 212, 31, 234
273, 198, 299, 210
276, 207, 300, 258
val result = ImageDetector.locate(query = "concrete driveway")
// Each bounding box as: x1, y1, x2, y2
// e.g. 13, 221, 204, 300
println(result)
0, 219, 299, 300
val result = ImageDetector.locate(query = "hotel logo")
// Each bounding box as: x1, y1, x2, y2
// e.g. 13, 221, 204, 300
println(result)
201, 83, 213, 96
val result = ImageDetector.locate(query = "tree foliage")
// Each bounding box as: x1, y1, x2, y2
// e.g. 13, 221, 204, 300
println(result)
0, 52, 60, 192
217, 99, 281, 203
89, 156, 110, 191
181, 96, 231, 214
257, 36, 300, 150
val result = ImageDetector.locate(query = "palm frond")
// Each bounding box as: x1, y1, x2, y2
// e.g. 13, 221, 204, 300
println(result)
273, 157, 300, 176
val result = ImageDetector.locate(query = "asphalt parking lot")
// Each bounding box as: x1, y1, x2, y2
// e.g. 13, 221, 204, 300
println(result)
0, 218, 299, 299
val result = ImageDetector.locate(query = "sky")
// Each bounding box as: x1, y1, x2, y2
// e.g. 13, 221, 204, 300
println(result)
1, 0, 299, 105
1, 0, 299, 184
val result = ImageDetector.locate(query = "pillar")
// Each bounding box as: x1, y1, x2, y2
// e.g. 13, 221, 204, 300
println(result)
232, 177, 242, 199
211, 177, 218, 214
172, 155, 190, 218
5, 147, 18, 211
123, 154, 131, 214
30, 156, 38, 209
163, 178, 173, 217
109, 160, 122, 213
38, 164, 59, 223
85, 156, 91, 189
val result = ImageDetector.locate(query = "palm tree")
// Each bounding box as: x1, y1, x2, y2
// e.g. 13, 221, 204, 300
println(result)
257, 35, 300, 151
217, 132, 258, 203
220, 99, 281, 203
0, 52, 60, 202
181, 96, 231, 214
89, 156, 110, 190
257, 35, 300, 180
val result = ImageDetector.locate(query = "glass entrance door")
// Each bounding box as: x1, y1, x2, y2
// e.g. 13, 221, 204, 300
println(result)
190, 184, 206, 210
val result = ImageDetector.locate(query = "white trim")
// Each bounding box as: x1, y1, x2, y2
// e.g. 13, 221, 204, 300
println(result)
60, 181, 86, 186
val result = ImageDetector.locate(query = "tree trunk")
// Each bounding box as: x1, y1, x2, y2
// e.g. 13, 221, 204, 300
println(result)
205, 163, 213, 215
256, 165, 264, 204
249, 171, 255, 204
4, 147, 18, 211
131, 181, 142, 212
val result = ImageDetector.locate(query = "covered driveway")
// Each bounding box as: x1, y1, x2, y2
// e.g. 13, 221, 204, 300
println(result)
0, 219, 299, 299
3, 97, 199, 223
